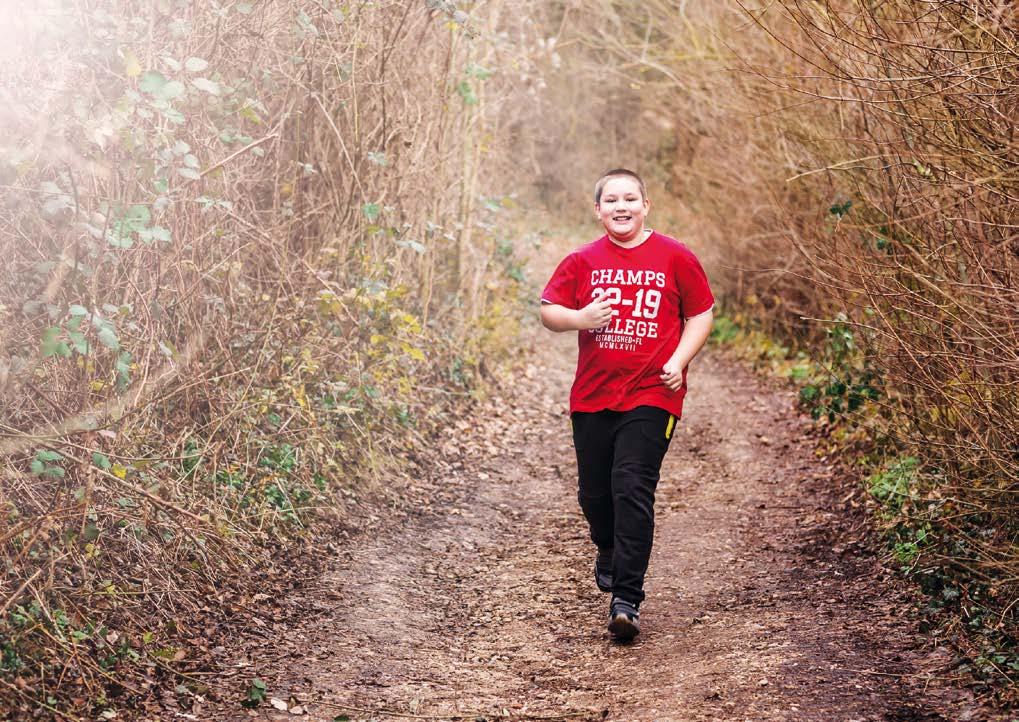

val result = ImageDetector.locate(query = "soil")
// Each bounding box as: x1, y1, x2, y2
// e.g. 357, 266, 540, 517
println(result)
195, 330, 1002, 722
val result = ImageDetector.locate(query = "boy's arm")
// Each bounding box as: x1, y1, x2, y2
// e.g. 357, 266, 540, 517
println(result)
660, 308, 714, 391
540, 294, 614, 332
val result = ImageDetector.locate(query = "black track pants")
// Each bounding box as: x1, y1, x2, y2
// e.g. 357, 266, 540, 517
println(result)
571, 405, 675, 606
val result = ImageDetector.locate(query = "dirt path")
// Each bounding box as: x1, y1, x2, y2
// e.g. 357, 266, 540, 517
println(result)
203, 331, 994, 722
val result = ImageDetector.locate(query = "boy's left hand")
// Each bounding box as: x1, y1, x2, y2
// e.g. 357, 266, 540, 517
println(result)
660, 358, 684, 391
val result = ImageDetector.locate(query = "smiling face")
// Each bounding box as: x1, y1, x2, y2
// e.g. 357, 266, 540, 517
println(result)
595, 175, 650, 244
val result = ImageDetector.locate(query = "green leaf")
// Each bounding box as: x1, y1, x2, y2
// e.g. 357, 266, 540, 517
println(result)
118, 205, 151, 232
192, 78, 220, 96
140, 226, 172, 243
92, 452, 112, 470
160, 80, 186, 100
96, 323, 120, 351
41, 326, 63, 357
239, 104, 263, 124
242, 678, 268, 708
184, 57, 209, 72
30, 459, 45, 475
397, 239, 426, 254
362, 203, 381, 222
172, 140, 191, 155
139, 71, 168, 94
160, 106, 186, 124
236, 2, 253, 13
456, 80, 477, 105
82, 523, 100, 542
183, 154, 200, 169
67, 331, 88, 355
116, 351, 132, 389
466, 63, 493, 80
37, 450, 63, 462
178, 167, 201, 181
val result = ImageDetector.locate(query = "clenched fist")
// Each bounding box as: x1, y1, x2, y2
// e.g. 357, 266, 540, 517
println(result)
577, 290, 614, 329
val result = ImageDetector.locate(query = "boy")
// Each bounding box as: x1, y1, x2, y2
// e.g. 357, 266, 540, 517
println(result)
540, 169, 714, 641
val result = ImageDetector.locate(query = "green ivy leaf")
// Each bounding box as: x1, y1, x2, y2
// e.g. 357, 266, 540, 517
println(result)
362, 203, 381, 222
92, 452, 111, 469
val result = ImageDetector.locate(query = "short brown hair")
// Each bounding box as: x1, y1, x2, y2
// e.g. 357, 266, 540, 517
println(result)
594, 168, 647, 204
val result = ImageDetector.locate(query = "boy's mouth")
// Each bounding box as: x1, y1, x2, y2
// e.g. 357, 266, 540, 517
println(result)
612, 215, 632, 222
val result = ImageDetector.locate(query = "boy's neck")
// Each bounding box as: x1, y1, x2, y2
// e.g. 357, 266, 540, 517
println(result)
607, 227, 652, 249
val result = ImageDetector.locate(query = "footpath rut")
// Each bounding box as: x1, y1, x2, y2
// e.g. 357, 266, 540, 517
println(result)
205, 331, 994, 722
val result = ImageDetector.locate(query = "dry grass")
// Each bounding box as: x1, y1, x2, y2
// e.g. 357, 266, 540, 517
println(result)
0, 0, 549, 715
551, 0, 1017, 699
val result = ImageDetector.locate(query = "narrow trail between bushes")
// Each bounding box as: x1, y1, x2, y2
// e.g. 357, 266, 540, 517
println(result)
202, 331, 992, 722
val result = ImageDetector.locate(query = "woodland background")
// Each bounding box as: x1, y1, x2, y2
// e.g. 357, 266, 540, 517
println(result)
0, 0, 1015, 717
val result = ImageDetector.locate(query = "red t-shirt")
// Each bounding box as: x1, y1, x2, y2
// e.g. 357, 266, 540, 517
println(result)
541, 231, 714, 419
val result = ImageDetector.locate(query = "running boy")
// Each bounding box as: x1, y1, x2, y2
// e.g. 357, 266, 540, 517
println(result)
540, 169, 714, 641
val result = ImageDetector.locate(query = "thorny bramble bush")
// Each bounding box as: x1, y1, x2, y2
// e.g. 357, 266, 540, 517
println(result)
544, 0, 1017, 704
0, 0, 556, 716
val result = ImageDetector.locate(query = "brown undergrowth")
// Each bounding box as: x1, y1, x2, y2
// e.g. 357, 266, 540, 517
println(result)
533, 0, 1017, 706
0, 1, 552, 717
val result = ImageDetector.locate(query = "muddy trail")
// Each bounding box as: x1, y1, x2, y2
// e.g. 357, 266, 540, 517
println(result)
200, 331, 995, 722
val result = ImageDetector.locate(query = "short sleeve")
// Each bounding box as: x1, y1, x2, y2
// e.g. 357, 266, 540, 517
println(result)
541, 253, 580, 309
674, 246, 714, 319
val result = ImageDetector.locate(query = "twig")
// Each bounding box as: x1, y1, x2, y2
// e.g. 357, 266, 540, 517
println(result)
0, 677, 82, 721
312, 699, 602, 721
0, 568, 42, 617
199, 133, 279, 179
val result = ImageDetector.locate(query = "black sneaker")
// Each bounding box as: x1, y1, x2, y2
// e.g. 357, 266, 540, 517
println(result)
607, 596, 640, 640
594, 547, 613, 593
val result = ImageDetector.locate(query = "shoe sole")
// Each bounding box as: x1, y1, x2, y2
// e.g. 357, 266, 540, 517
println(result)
607, 613, 639, 640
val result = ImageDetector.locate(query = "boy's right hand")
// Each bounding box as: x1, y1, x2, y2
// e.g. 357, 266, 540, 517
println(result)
577, 291, 614, 329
